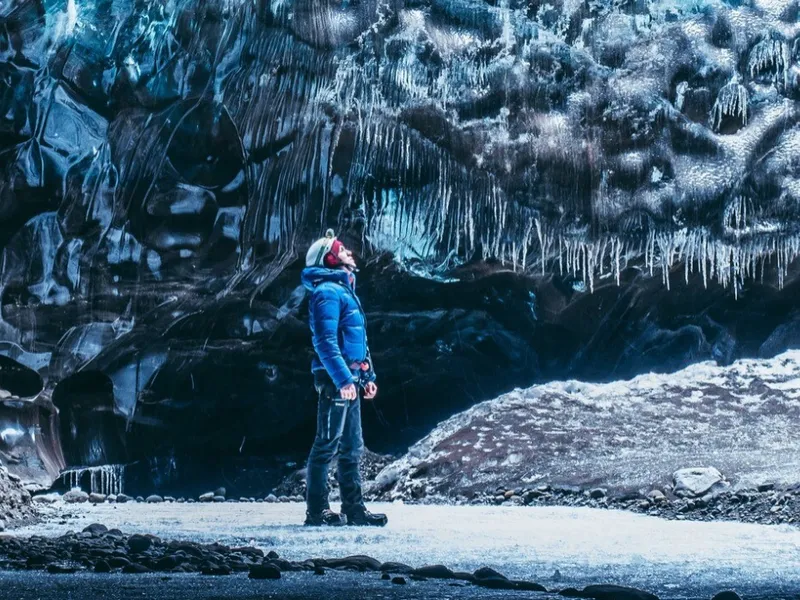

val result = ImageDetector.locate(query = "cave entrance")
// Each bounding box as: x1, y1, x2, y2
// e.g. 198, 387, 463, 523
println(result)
52, 371, 127, 468
0, 355, 44, 399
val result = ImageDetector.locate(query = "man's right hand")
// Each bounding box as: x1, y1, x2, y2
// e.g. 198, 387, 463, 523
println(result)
339, 383, 357, 400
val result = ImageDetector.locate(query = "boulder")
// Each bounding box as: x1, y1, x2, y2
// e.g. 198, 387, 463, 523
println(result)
82, 523, 108, 535
673, 467, 724, 497
249, 564, 281, 579
64, 489, 89, 503
127, 534, 152, 553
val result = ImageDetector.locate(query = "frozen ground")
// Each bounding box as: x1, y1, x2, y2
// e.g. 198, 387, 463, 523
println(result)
373, 351, 800, 499
12, 502, 800, 599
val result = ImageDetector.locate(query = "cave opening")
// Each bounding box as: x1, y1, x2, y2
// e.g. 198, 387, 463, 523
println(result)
52, 371, 127, 469
0, 355, 44, 399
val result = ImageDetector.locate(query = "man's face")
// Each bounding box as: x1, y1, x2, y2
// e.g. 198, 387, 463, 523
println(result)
337, 244, 357, 269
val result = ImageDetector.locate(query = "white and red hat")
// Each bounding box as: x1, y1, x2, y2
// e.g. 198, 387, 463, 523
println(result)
305, 229, 344, 268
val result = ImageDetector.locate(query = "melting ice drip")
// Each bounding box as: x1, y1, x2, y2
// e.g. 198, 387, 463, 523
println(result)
61, 464, 125, 496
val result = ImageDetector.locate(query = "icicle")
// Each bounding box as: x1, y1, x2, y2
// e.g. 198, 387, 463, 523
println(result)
711, 80, 748, 132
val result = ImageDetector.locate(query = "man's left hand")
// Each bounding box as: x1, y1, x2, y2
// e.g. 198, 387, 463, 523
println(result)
363, 381, 378, 400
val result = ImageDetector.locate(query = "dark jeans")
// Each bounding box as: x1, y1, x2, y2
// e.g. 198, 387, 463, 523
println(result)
305, 378, 365, 515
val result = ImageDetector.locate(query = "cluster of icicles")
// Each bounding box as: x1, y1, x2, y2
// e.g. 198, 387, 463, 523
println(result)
60, 464, 125, 496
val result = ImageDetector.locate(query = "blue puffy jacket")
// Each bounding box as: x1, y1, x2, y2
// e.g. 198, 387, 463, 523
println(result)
301, 266, 376, 390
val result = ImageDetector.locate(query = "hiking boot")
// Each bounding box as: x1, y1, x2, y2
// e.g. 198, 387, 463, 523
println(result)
304, 509, 347, 527
344, 509, 388, 527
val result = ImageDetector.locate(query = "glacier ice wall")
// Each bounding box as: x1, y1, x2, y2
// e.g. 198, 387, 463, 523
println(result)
3, 0, 800, 491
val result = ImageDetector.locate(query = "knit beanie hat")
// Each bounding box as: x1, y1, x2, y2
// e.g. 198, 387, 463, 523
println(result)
306, 229, 344, 268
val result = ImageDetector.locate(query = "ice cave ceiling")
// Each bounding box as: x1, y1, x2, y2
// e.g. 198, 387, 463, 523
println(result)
2, 0, 800, 491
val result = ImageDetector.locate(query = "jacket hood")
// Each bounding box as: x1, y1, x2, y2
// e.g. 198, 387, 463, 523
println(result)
301, 266, 356, 292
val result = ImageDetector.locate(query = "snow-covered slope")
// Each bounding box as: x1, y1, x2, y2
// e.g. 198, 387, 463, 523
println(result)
373, 351, 800, 499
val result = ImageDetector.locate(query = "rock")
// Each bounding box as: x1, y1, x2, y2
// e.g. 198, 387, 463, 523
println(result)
265, 494, 277, 503
82, 523, 108, 535
475, 577, 518, 590
47, 564, 78, 574
239, 497, 250, 502
135, 497, 144, 503
155, 556, 180, 571
411, 564, 455, 579
673, 467, 724, 497
514, 580, 548, 591
278, 495, 289, 503
199, 492, 214, 502
32, 493, 61, 504
314, 567, 326, 575
116, 494, 131, 503
249, 564, 281, 580
106, 495, 117, 503
108, 557, 131, 569
0, 520, 6, 532
177, 498, 185, 503
757, 483, 775, 493
146, 495, 164, 503
474, 566, 508, 580
391, 576, 407, 585
711, 592, 743, 600
267, 551, 279, 560
94, 560, 111, 573
646, 490, 666, 503
379, 561, 414, 573
577, 584, 659, 600
164, 496, 176, 502
212, 496, 225, 503
214, 487, 226, 497
324, 555, 382, 571
64, 489, 89, 504
381, 572, 391, 580
127, 534, 152, 553
201, 563, 232, 576
88, 493, 107, 504
589, 488, 606, 499
122, 563, 151, 574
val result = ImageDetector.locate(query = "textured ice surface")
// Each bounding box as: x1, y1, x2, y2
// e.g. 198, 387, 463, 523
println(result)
15, 502, 800, 597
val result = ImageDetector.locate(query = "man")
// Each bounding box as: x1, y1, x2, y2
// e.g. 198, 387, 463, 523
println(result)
300, 229, 388, 527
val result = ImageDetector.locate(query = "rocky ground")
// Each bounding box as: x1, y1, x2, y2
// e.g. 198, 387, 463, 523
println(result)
0, 466, 36, 529
358, 352, 800, 528
5, 500, 796, 600
425, 479, 800, 527
35, 460, 800, 531
0, 522, 662, 599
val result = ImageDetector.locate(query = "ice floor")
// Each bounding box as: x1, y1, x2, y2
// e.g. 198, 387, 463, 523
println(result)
14, 502, 800, 598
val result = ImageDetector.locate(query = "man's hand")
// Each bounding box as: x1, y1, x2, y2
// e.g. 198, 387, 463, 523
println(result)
340, 383, 358, 400
363, 381, 378, 400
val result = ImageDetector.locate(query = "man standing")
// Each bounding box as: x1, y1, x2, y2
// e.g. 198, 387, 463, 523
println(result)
300, 229, 388, 527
